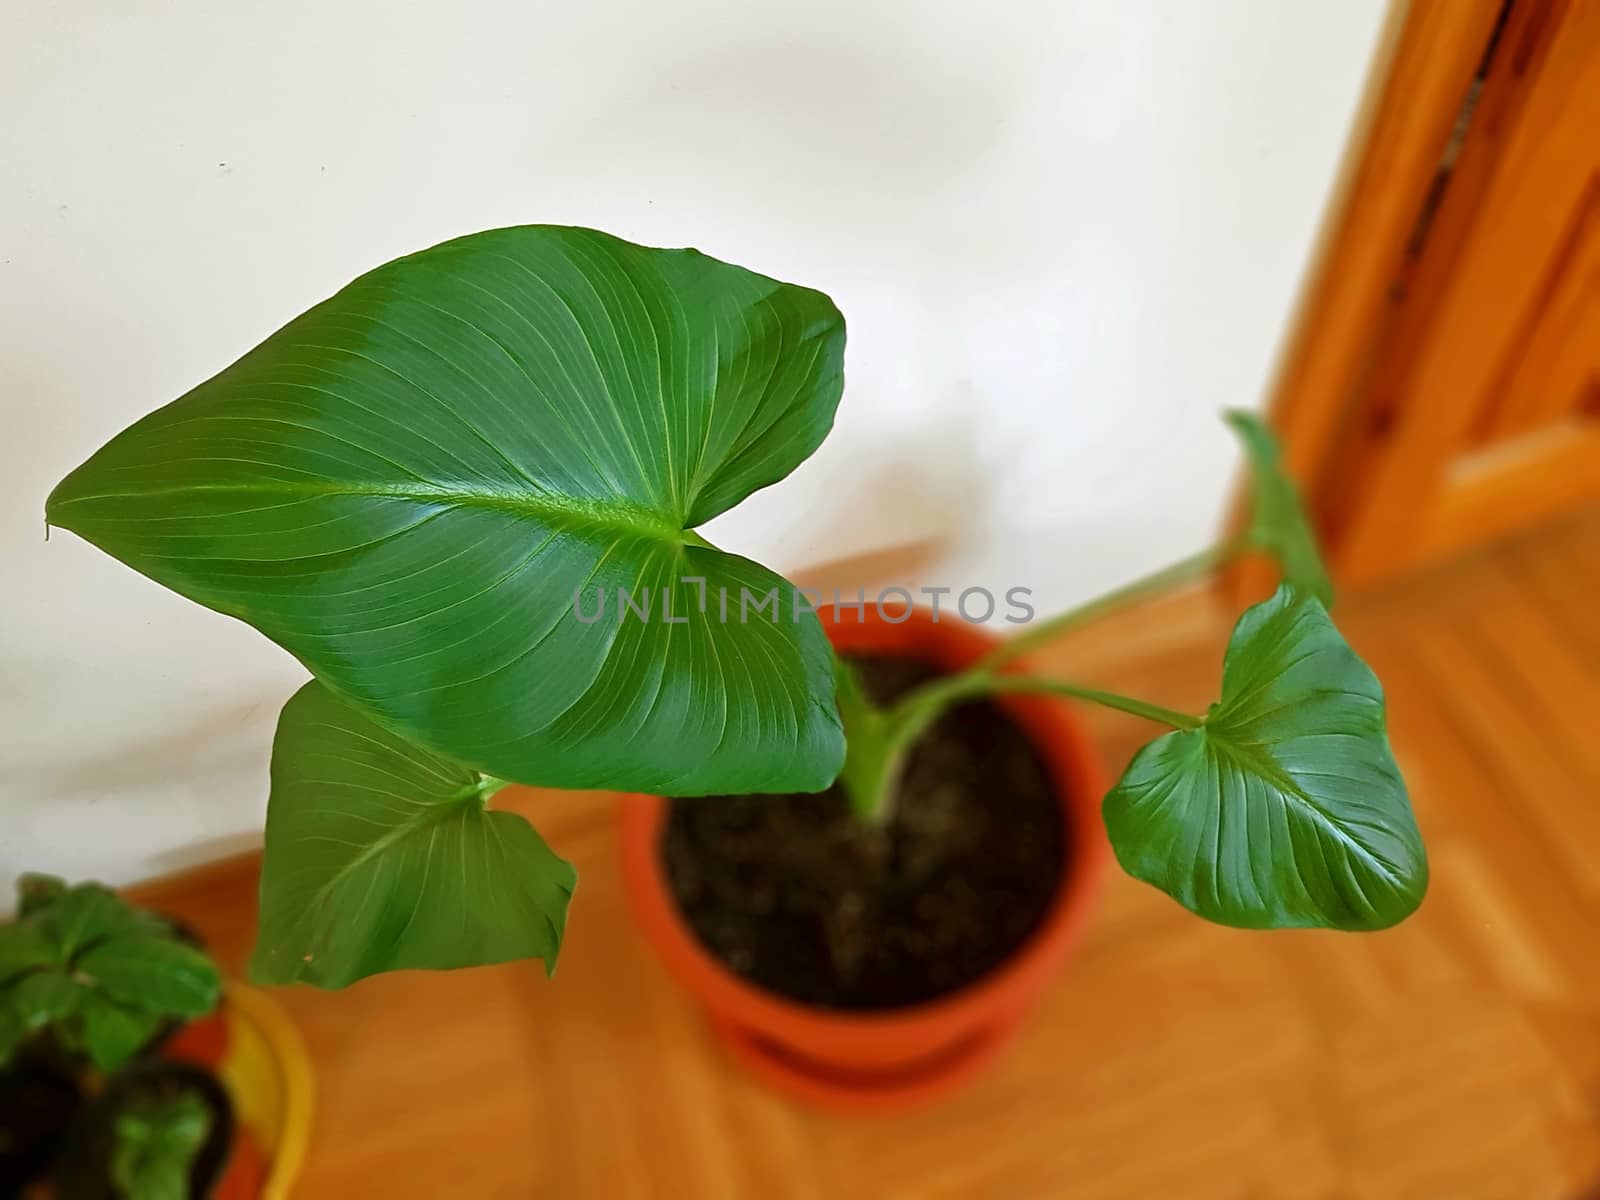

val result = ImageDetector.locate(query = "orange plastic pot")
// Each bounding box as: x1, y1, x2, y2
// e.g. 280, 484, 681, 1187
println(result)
161, 1010, 230, 1071
212, 1129, 267, 1200
619, 603, 1111, 1112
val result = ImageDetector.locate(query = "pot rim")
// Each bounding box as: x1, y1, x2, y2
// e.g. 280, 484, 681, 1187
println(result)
619, 603, 1112, 1049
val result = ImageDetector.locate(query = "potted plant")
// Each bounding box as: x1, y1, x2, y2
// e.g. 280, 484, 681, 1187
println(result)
0, 875, 264, 1196
45, 226, 1427, 1107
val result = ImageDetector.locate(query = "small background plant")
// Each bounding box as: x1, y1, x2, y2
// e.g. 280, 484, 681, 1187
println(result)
110, 1090, 212, 1200
0, 876, 223, 1199
1, 876, 219, 1069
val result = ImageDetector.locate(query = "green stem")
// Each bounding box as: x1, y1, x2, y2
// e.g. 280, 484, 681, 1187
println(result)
835, 671, 1199, 831
975, 540, 1243, 674
474, 774, 514, 804
833, 658, 901, 826
832, 541, 1237, 827
837, 728, 905, 829
891, 674, 1202, 735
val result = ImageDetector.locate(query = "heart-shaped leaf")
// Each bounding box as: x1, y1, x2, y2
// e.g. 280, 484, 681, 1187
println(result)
77, 936, 220, 1019
1226, 410, 1335, 608
251, 681, 577, 989
1103, 584, 1426, 930
48, 225, 846, 796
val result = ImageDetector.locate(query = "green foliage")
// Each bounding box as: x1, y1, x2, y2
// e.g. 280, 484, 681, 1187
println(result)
251, 682, 577, 987
45, 225, 1431, 995
47, 225, 845, 798
1103, 584, 1427, 929
1225, 409, 1335, 608
0, 880, 220, 1071
17, 873, 68, 917
0, 921, 57, 979
13, 970, 81, 1030
77, 996, 166, 1075
75, 937, 220, 1018
0, 1010, 23, 1062
832, 659, 900, 824
109, 1089, 212, 1200
45, 883, 169, 960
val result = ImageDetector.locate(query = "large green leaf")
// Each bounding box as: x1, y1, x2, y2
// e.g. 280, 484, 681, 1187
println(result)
1226, 409, 1335, 608
77, 936, 220, 1019
251, 681, 577, 989
48, 225, 846, 796
1103, 585, 1426, 930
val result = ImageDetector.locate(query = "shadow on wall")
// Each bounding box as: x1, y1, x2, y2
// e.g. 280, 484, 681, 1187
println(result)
12, 698, 277, 800
143, 832, 264, 878
544, 40, 1011, 216
713, 407, 985, 581
0, 691, 283, 905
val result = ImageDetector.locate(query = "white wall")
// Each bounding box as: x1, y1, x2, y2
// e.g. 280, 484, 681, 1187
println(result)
0, 0, 1389, 893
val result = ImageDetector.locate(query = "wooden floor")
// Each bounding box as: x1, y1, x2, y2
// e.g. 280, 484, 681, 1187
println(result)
134, 508, 1600, 1200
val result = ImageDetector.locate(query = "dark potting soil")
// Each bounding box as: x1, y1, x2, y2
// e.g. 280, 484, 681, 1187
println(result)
663, 654, 1070, 1010
52, 1061, 235, 1200
0, 1060, 79, 1194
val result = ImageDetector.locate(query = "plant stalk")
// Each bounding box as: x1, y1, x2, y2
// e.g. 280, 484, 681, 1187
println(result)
474, 774, 514, 804
831, 539, 1237, 826
975, 539, 1243, 674
891, 674, 1202, 734
833, 659, 902, 826
834, 672, 1199, 829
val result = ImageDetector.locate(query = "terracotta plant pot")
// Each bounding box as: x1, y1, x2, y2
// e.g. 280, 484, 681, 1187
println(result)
620, 603, 1111, 1112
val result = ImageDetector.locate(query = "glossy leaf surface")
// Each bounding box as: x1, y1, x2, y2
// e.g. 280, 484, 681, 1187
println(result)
251, 682, 577, 989
1104, 585, 1426, 930
49, 225, 847, 795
